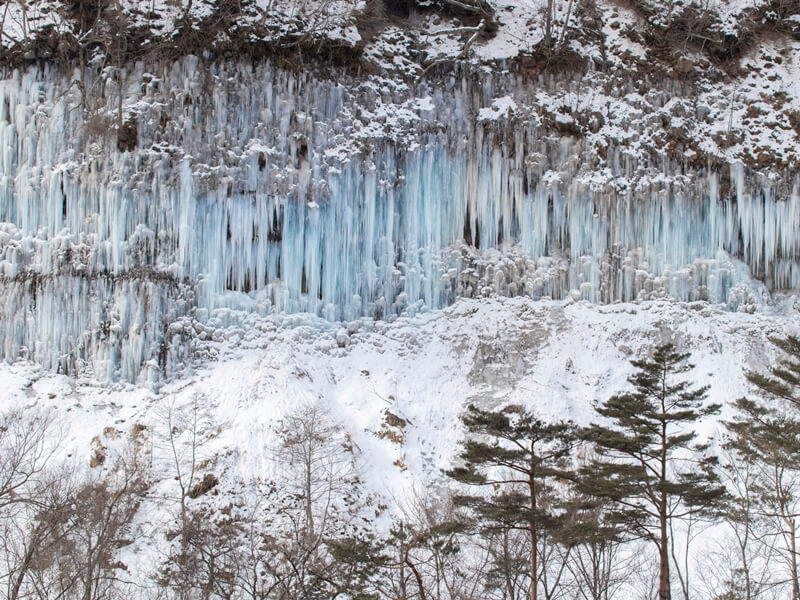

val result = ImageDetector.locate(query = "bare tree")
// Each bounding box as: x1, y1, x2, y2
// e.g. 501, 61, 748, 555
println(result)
627, 545, 660, 600
0, 409, 59, 509
564, 532, 631, 600
399, 486, 485, 600
228, 484, 293, 600
167, 396, 200, 554
157, 394, 216, 598
275, 403, 355, 544
537, 515, 573, 600
668, 511, 714, 600
11, 430, 149, 600
696, 533, 782, 600
158, 402, 366, 600
0, 1, 25, 48
0, 408, 66, 600
4, 470, 79, 600
1, 456, 77, 600
480, 525, 530, 600
271, 403, 365, 599
705, 446, 782, 600
61, 444, 147, 600
256, 0, 362, 48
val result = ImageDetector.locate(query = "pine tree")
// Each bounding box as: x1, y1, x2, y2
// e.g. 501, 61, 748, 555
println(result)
581, 343, 724, 600
327, 534, 388, 600
559, 469, 627, 600
725, 335, 800, 600
445, 404, 576, 600
746, 336, 800, 406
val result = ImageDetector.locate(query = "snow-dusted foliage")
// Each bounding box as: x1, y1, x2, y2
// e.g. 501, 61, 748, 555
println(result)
0, 56, 798, 381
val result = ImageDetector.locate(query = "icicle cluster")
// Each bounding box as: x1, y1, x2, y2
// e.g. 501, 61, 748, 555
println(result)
1, 58, 798, 381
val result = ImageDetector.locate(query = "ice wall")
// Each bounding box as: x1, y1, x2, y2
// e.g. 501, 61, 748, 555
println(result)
1, 58, 798, 381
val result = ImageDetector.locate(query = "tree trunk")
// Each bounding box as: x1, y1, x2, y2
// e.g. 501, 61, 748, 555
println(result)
659, 385, 671, 600
503, 531, 515, 600
544, 0, 554, 50
406, 557, 427, 600
9, 529, 39, 600
180, 497, 189, 560
530, 521, 538, 600
740, 533, 751, 600
84, 552, 93, 600
117, 69, 124, 131
399, 530, 408, 600
557, 0, 574, 50
791, 518, 799, 600
305, 456, 314, 542
529, 456, 538, 600
183, 0, 193, 21
659, 500, 671, 600
399, 560, 407, 600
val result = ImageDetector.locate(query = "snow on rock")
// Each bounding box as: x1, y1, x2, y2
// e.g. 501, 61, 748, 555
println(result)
1, 55, 799, 382
1, 1, 799, 386
477, 94, 518, 120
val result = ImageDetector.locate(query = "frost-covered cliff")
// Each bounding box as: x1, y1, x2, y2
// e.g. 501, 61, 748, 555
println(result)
1, 0, 799, 382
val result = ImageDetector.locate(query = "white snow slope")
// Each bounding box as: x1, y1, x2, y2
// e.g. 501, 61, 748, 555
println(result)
1, 294, 798, 590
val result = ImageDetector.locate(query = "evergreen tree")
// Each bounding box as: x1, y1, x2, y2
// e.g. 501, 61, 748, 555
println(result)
726, 335, 800, 600
445, 404, 577, 600
745, 336, 800, 406
328, 517, 464, 600
559, 472, 627, 600
581, 343, 724, 600
327, 534, 389, 600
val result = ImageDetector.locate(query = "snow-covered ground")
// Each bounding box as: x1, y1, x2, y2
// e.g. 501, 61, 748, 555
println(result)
2, 294, 796, 507
1, 287, 798, 595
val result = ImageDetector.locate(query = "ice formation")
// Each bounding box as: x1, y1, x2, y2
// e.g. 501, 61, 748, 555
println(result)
1, 58, 798, 381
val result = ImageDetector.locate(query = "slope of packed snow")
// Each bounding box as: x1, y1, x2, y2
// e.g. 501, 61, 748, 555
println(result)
2, 294, 797, 528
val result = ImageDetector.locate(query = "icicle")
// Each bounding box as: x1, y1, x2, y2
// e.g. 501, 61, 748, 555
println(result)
0, 59, 798, 381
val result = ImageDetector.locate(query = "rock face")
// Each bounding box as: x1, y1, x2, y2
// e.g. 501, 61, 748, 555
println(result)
0, 1, 799, 382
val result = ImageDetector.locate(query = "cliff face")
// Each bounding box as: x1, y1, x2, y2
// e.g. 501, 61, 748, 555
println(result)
1, 0, 799, 382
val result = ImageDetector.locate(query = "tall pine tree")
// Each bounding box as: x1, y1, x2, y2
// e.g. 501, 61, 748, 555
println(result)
581, 343, 724, 600
726, 335, 800, 600
446, 404, 576, 600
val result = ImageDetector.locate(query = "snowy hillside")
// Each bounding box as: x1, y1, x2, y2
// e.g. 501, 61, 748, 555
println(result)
3, 294, 796, 483
1, 295, 799, 597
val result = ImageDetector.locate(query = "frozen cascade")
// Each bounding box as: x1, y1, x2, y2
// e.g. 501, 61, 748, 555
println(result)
1, 57, 798, 382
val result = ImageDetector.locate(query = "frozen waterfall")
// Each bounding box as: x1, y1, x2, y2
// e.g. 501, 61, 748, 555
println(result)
1, 57, 798, 381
